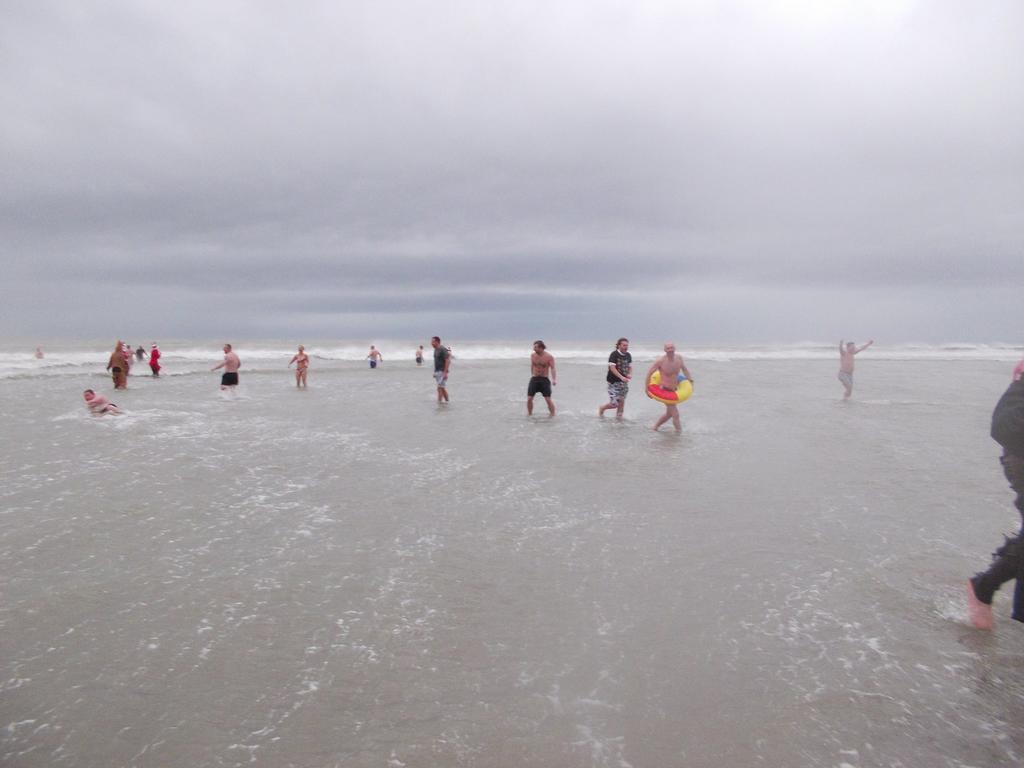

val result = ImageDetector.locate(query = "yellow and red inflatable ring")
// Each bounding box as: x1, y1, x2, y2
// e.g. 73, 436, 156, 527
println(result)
646, 370, 693, 405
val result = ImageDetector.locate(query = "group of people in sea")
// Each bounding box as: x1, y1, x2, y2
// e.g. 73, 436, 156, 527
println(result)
73, 336, 1024, 630
105, 341, 161, 388
82, 336, 884, 431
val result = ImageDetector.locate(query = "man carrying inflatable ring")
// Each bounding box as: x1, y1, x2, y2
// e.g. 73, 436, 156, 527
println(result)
645, 341, 693, 432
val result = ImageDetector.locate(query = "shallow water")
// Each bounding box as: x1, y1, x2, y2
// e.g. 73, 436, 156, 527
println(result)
2, 349, 1023, 767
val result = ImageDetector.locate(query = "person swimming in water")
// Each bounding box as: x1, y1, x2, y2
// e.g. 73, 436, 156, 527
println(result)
83, 389, 121, 415
416, 345, 424, 366
367, 345, 383, 369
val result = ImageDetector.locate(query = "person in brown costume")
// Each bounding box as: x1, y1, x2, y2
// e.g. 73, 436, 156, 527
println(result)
107, 341, 129, 389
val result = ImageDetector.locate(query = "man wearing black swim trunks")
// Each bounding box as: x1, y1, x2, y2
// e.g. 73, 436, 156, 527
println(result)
212, 343, 241, 392
527, 340, 557, 417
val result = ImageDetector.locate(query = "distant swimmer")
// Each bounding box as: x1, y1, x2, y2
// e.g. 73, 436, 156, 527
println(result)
367, 345, 383, 369
289, 344, 310, 388
598, 338, 632, 419
107, 340, 128, 389
34, 347, 44, 359
431, 336, 450, 403
527, 340, 557, 417
966, 374, 1024, 630
838, 339, 873, 399
135, 345, 147, 361
212, 343, 241, 391
645, 342, 693, 432
148, 343, 161, 376
416, 345, 424, 366
83, 389, 121, 415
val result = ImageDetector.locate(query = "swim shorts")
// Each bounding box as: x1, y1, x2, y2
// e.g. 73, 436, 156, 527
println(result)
527, 376, 552, 398
416, 356, 423, 364
221, 372, 239, 386
837, 371, 853, 389
369, 360, 377, 369
433, 370, 448, 387
607, 380, 629, 405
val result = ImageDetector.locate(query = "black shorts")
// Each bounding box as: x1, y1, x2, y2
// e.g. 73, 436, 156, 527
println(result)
221, 372, 239, 386
527, 376, 552, 398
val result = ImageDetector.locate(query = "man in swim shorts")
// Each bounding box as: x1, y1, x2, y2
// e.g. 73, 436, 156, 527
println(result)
966, 373, 1024, 629
598, 338, 632, 419
367, 345, 382, 369
527, 340, 557, 417
83, 389, 121, 415
416, 345, 424, 366
212, 343, 241, 391
431, 336, 450, 403
645, 342, 693, 432
838, 339, 873, 399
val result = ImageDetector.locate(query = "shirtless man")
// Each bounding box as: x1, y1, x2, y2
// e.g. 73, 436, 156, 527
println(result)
416, 345, 425, 366
838, 339, 874, 399
289, 344, 309, 388
212, 343, 241, 391
83, 389, 121, 415
645, 342, 693, 432
367, 345, 383, 369
527, 340, 557, 417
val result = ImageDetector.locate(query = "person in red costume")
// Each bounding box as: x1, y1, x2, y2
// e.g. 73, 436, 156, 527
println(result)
149, 343, 162, 377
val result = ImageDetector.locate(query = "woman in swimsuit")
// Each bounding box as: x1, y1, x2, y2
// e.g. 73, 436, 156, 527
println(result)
289, 345, 310, 388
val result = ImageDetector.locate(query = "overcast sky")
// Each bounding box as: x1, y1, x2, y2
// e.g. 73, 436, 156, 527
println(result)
2, 0, 1021, 343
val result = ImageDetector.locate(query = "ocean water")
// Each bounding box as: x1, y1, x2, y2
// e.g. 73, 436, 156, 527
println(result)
2, 341, 1023, 767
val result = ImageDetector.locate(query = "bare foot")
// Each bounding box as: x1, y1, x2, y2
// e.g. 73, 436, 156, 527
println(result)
966, 580, 994, 630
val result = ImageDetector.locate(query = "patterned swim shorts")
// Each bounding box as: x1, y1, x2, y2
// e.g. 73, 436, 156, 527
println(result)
607, 380, 629, 405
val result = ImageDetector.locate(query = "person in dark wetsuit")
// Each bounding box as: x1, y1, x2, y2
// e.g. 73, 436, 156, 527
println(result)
967, 375, 1024, 629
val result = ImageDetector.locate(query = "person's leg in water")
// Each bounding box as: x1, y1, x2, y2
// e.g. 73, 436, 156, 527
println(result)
838, 371, 852, 399
542, 394, 555, 417
968, 451, 1024, 628
653, 405, 670, 431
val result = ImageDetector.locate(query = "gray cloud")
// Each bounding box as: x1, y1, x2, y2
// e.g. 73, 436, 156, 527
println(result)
1, 0, 1022, 341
